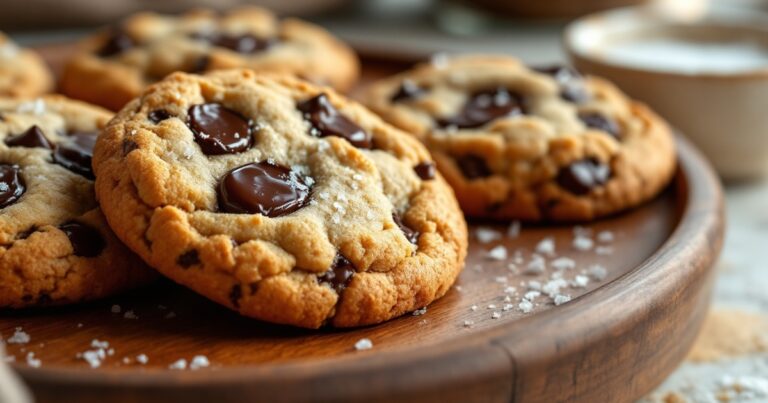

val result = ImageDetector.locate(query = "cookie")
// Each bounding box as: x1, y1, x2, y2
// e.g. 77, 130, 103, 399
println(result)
0, 33, 52, 98
60, 7, 360, 111
363, 55, 676, 221
0, 96, 154, 308
92, 69, 467, 328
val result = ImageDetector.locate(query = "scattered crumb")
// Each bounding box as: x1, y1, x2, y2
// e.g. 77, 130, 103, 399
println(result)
470, 305, 478, 311
463, 320, 474, 328
688, 309, 768, 362
491, 312, 501, 319
354, 338, 373, 351
136, 354, 149, 364
165, 311, 177, 319
169, 359, 187, 370
110, 305, 121, 314
123, 310, 138, 320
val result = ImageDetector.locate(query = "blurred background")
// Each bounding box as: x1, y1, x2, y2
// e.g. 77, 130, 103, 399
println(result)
3, 1, 768, 402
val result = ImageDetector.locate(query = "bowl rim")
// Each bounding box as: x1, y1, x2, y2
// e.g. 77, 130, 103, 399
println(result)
563, 5, 768, 80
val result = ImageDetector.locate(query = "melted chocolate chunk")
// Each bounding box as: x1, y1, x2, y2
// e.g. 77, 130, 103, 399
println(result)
392, 212, 419, 245
97, 30, 135, 57
229, 284, 242, 308
53, 133, 97, 180
457, 155, 491, 179
579, 112, 621, 139
188, 55, 210, 73
414, 162, 435, 180
0, 164, 25, 209
218, 161, 312, 217
438, 87, 525, 129
5, 125, 53, 149
318, 254, 356, 294
556, 158, 611, 195
187, 103, 254, 155
177, 249, 200, 268
297, 94, 372, 149
59, 221, 105, 257
391, 80, 426, 102
191, 32, 274, 54
148, 109, 171, 124
534, 65, 589, 103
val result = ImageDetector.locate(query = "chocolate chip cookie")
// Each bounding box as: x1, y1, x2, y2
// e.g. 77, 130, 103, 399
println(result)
0, 96, 154, 308
92, 69, 467, 328
363, 55, 676, 221
60, 7, 360, 111
0, 32, 52, 98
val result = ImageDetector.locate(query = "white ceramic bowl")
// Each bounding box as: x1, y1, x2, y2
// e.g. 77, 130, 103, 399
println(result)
564, 6, 768, 180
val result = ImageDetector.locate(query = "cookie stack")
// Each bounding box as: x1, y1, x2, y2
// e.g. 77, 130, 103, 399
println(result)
0, 7, 676, 329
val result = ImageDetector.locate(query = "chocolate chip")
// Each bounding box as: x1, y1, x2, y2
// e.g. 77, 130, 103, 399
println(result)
53, 133, 97, 180
297, 94, 372, 149
229, 284, 242, 308
191, 32, 274, 54
457, 155, 491, 179
5, 125, 53, 149
148, 109, 171, 124
188, 55, 210, 73
187, 103, 254, 155
414, 162, 435, 180
392, 212, 419, 245
218, 161, 312, 217
318, 254, 356, 294
97, 29, 135, 57
59, 221, 105, 258
0, 164, 25, 209
177, 249, 200, 268
122, 140, 139, 157
437, 87, 525, 129
391, 80, 426, 102
579, 112, 621, 139
534, 65, 589, 103
556, 158, 611, 195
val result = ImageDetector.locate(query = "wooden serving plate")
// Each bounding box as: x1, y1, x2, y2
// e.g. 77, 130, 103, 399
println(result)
0, 43, 724, 403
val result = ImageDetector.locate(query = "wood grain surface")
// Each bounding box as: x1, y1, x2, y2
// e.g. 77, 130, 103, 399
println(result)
0, 44, 725, 403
